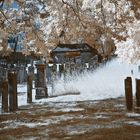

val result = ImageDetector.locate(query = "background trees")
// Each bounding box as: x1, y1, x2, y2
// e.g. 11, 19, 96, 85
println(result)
0, 0, 140, 63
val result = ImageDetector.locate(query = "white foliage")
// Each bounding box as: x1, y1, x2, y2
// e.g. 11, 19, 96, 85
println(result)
82, 0, 97, 10
114, 20, 140, 63
0, 0, 139, 63
82, 0, 140, 63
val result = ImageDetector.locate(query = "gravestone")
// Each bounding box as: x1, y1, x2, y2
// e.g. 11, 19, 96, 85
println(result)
8, 71, 18, 111
35, 64, 48, 99
27, 74, 32, 103
136, 79, 140, 107
28, 66, 35, 80
124, 77, 133, 111
1, 81, 8, 112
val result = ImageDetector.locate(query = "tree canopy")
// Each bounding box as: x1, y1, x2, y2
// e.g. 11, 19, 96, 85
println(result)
0, 0, 140, 63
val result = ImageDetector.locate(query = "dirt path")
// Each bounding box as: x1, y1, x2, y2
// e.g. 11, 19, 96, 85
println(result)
1, 97, 140, 140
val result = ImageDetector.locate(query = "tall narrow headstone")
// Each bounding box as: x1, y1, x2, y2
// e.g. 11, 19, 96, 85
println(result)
136, 79, 140, 107
35, 64, 48, 99
8, 71, 18, 112
1, 81, 8, 112
124, 77, 133, 111
27, 74, 32, 103
28, 66, 34, 80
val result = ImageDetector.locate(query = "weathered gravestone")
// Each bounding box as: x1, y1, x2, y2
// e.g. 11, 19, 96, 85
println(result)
8, 71, 18, 111
27, 74, 32, 103
136, 79, 140, 107
35, 64, 48, 99
124, 77, 133, 111
0, 81, 8, 112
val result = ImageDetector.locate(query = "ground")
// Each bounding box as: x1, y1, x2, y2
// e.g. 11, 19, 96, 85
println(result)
0, 97, 140, 140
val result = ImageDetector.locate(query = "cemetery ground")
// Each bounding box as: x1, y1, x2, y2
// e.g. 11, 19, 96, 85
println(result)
1, 97, 140, 140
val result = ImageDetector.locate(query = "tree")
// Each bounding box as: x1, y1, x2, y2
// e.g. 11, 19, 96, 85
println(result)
0, 0, 139, 63
82, 0, 140, 63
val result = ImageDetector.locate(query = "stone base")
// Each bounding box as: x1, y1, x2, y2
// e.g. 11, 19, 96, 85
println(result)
35, 87, 48, 99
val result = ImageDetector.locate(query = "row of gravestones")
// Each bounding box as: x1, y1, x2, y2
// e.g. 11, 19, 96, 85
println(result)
0, 66, 33, 84
0, 59, 99, 85
124, 77, 140, 112
0, 63, 80, 85
46, 61, 99, 84
0, 64, 48, 113
0, 60, 99, 112
0, 72, 34, 113
0, 72, 18, 113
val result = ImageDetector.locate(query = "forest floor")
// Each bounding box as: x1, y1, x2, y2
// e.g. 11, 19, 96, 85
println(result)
0, 97, 140, 140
